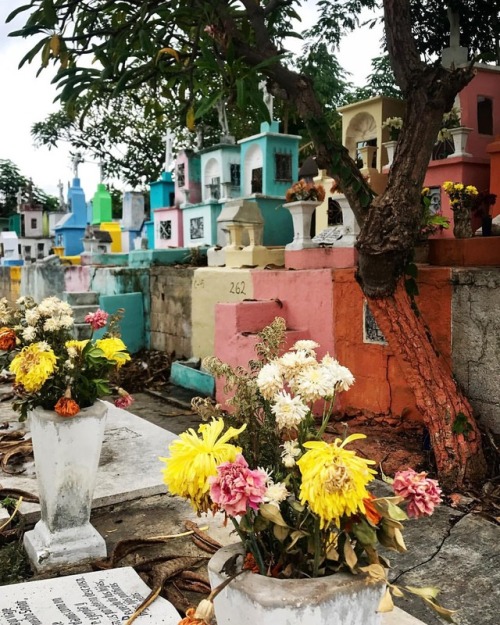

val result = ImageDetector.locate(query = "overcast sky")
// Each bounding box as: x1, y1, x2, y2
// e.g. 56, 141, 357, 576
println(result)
0, 0, 383, 199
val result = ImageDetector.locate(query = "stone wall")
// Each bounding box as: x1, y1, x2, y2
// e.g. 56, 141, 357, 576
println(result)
0, 266, 21, 302
150, 266, 194, 358
452, 268, 500, 433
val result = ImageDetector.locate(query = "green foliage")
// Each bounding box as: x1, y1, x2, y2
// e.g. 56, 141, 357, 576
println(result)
452, 412, 473, 436
0, 159, 58, 216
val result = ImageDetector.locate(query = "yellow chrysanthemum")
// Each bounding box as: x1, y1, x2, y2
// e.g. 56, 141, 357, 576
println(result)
9, 342, 57, 392
65, 339, 89, 355
160, 418, 246, 513
95, 337, 131, 367
297, 434, 377, 528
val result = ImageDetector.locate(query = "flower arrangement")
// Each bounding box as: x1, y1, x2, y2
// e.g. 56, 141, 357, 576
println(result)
0, 296, 133, 421
285, 179, 325, 203
381, 116, 403, 140
161, 318, 451, 619
420, 187, 450, 239
437, 106, 461, 142
442, 181, 478, 210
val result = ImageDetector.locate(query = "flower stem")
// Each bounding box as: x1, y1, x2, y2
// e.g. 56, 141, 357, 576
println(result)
312, 516, 322, 577
230, 517, 266, 576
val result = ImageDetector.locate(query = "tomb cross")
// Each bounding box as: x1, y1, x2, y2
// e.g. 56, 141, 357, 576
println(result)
72, 152, 84, 178
164, 129, 174, 172
216, 100, 230, 136
448, 7, 460, 48
258, 79, 274, 120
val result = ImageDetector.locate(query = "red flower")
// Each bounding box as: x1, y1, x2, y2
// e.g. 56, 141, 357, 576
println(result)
0, 327, 17, 351
393, 469, 442, 518
84, 309, 109, 331
114, 390, 134, 409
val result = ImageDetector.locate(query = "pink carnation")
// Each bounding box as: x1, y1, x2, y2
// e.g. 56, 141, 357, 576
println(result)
114, 392, 134, 409
393, 469, 442, 518
209, 454, 267, 517
85, 309, 109, 330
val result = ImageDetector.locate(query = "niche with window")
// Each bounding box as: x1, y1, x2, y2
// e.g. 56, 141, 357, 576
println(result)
251, 168, 263, 194
477, 96, 493, 135
275, 153, 292, 182
31, 218, 37, 229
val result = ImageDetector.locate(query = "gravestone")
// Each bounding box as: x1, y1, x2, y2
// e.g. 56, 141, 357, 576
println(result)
0, 566, 179, 624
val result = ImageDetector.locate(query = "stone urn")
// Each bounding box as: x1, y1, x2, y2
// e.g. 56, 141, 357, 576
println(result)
448, 127, 473, 158
208, 543, 385, 625
382, 140, 398, 167
23, 401, 108, 571
284, 200, 321, 251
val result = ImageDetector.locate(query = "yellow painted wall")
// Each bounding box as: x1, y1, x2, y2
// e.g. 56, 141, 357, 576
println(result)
191, 267, 254, 358
9, 266, 22, 301
100, 222, 122, 252
314, 170, 336, 234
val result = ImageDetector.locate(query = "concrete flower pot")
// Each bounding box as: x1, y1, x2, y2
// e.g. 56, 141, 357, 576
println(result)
23, 401, 108, 571
208, 543, 385, 625
448, 127, 472, 158
284, 200, 321, 251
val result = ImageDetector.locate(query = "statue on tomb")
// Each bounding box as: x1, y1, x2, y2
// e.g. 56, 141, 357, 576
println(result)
216, 100, 230, 136
71, 152, 84, 178
16, 186, 24, 212
164, 129, 174, 172
258, 79, 274, 120
27, 179, 34, 206
99, 160, 105, 184
196, 124, 204, 151
57, 179, 66, 211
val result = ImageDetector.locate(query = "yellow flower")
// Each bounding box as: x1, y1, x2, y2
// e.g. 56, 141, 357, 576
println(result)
466, 185, 478, 195
421, 187, 430, 195
95, 337, 131, 367
455, 183, 464, 191
297, 434, 377, 528
160, 418, 246, 513
442, 181, 454, 192
65, 339, 89, 356
9, 342, 57, 392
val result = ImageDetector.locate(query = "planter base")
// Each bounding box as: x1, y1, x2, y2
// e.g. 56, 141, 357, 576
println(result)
24, 519, 106, 572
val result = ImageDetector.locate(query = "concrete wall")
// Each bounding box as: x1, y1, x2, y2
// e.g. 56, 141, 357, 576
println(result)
0, 266, 22, 302
150, 266, 195, 358
452, 268, 500, 433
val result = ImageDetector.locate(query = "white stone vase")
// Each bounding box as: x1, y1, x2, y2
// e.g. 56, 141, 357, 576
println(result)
23, 401, 108, 571
208, 543, 385, 625
382, 140, 398, 167
448, 126, 473, 158
284, 200, 321, 250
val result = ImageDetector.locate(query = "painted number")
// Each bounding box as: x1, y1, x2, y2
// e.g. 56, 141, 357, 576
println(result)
229, 281, 246, 295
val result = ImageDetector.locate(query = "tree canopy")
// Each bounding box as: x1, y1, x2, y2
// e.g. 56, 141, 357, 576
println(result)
0, 159, 58, 215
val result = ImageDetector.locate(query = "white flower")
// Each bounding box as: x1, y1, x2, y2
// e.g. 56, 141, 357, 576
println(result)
321, 355, 355, 392
278, 350, 316, 384
37, 297, 60, 316
291, 340, 319, 355
22, 327, 37, 342
293, 364, 332, 402
66, 346, 78, 358
16, 297, 26, 306
25, 309, 40, 326
264, 481, 289, 508
256, 362, 283, 400
280, 440, 301, 467
59, 315, 74, 328
271, 391, 309, 430
64, 359, 75, 370
43, 318, 61, 332
37, 341, 52, 352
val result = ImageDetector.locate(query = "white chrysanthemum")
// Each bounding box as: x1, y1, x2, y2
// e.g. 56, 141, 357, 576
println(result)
43, 318, 61, 332
66, 346, 78, 358
16, 297, 26, 306
37, 297, 60, 316
291, 340, 319, 354
59, 315, 74, 328
294, 364, 333, 402
281, 440, 302, 467
64, 359, 75, 370
0, 299, 11, 325
25, 309, 40, 326
278, 350, 316, 384
271, 391, 309, 430
37, 341, 52, 352
264, 481, 289, 508
22, 327, 37, 342
321, 355, 355, 392
256, 362, 283, 400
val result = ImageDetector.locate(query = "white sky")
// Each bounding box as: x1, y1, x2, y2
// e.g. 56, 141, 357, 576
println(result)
0, 0, 383, 198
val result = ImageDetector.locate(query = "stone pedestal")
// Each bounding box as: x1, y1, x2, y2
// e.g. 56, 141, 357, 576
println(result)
284, 200, 320, 250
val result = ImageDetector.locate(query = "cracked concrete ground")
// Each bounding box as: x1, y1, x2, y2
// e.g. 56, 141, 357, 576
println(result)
1, 389, 499, 624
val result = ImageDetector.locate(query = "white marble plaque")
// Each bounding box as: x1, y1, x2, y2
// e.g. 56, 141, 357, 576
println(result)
0, 567, 179, 624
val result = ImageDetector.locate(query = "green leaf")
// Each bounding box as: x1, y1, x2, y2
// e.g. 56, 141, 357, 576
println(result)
452, 412, 473, 435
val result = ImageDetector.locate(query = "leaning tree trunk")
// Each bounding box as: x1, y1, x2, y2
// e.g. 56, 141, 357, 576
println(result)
367, 281, 486, 489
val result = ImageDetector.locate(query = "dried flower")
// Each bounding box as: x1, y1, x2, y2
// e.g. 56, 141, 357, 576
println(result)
54, 396, 80, 418
285, 180, 325, 203
0, 328, 17, 351
393, 469, 442, 518
114, 388, 134, 409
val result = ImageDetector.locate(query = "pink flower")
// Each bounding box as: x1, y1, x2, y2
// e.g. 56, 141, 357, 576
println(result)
209, 455, 267, 517
85, 309, 109, 330
114, 392, 134, 409
393, 469, 442, 518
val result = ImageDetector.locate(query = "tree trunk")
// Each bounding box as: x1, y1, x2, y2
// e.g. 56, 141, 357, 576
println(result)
367, 281, 486, 489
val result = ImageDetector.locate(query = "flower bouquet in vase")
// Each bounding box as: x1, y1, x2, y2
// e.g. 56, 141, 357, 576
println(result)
0, 295, 133, 571
161, 318, 453, 625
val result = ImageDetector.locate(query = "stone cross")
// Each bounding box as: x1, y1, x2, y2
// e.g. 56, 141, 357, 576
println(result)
442, 7, 468, 68
258, 79, 274, 120
448, 7, 460, 48
164, 129, 174, 172
72, 152, 84, 178
216, 100, 230, 136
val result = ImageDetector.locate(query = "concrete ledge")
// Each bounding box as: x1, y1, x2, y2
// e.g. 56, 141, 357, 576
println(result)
429, 236, 500, 266
170, 362, 215, 396
129, 248, 207, 268
285, 247, 358, 269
